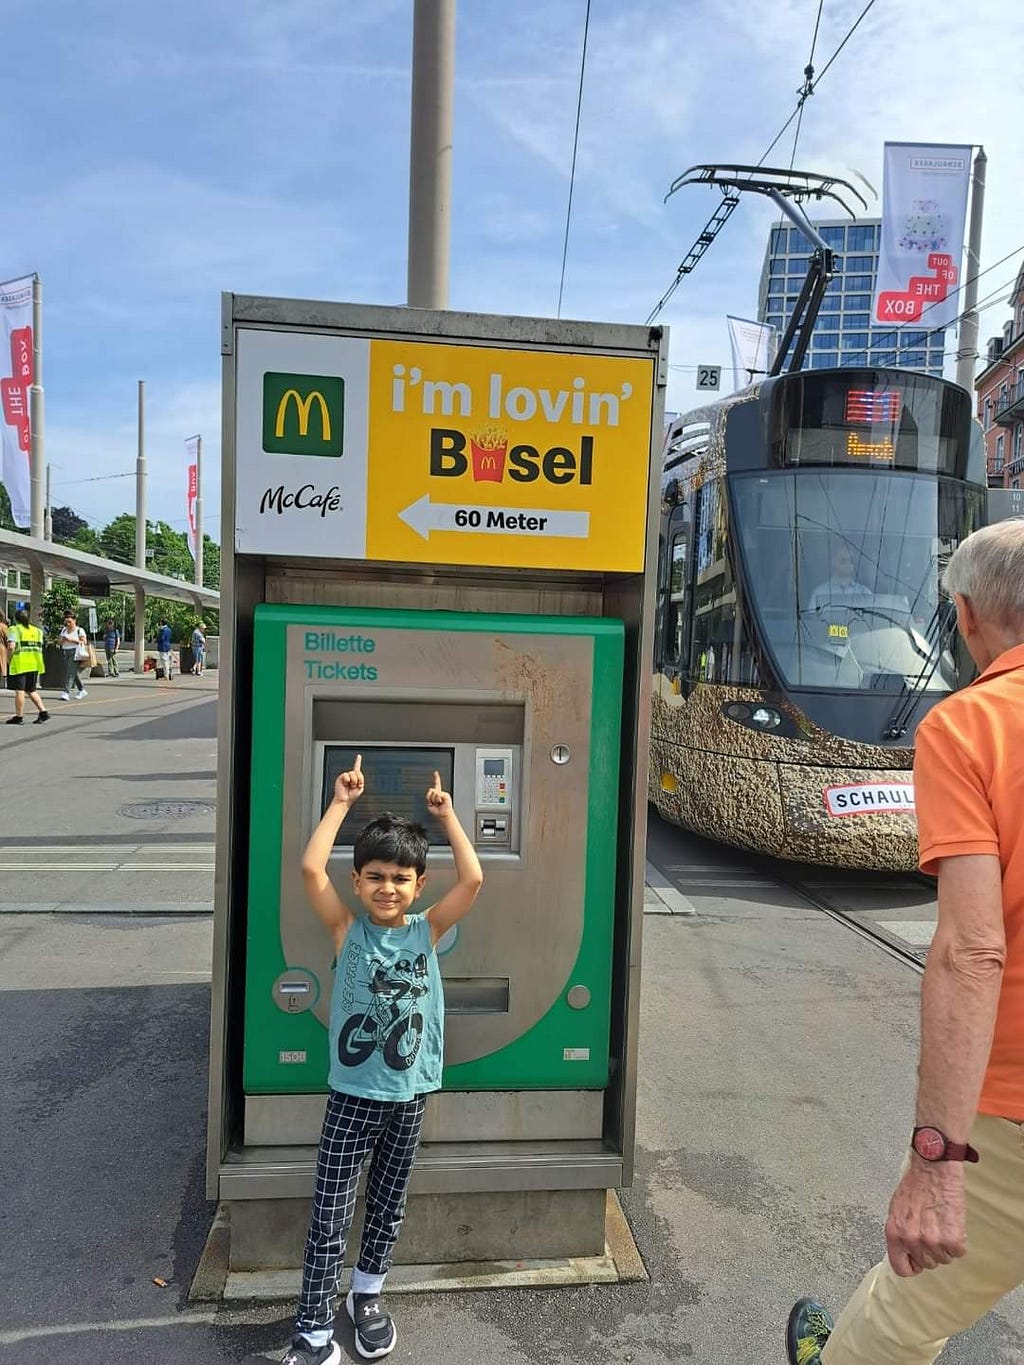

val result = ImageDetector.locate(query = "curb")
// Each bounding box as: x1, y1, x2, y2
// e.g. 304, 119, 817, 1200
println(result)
189, 1192, 647, 1304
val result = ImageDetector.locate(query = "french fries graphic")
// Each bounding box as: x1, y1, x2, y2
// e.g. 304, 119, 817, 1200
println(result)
470, 425, 508, 482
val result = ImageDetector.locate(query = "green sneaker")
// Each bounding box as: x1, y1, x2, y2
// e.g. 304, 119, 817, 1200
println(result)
787, 1297, 834, 1364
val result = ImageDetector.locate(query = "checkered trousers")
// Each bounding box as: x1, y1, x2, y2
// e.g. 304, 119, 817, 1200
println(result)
296, 1089, 427, 1335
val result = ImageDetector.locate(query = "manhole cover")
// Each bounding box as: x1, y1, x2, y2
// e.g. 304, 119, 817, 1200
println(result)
118, 800, 216, 821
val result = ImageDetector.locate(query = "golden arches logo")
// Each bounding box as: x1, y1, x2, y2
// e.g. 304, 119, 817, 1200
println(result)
275, 388, 332, 442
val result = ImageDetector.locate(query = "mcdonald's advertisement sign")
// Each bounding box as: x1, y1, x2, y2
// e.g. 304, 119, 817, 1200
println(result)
262, 372, 344, 457
233, 323, 656, 571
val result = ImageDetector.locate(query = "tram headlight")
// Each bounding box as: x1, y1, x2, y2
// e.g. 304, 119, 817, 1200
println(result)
723, 701, 784, 732
750, 706, 782, 730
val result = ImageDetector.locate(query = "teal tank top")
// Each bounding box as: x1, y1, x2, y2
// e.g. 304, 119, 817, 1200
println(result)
328, 913, 444, 1100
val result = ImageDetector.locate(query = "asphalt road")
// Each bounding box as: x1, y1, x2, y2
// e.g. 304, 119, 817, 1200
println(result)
2, 676, 1023, 1362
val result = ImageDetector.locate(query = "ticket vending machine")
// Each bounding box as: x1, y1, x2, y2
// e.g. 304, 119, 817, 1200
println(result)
242, 606, 624, 1145
208, 295, 666, 1267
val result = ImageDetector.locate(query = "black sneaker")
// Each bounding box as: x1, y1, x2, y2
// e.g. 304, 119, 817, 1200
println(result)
346, 1290, 397, 1359
5, 715, 23, 725
34, 711, 50, 724
787, 1297, 834, 1364
280, 1337, 340, 1365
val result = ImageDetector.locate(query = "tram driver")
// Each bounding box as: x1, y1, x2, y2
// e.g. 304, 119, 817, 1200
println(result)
807, 543, 874, 613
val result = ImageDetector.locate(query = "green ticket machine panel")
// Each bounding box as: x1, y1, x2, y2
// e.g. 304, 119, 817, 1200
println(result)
242, 604, 624, 1143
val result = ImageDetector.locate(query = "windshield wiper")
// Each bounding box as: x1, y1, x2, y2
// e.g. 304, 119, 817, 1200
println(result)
883, 603, 957, 740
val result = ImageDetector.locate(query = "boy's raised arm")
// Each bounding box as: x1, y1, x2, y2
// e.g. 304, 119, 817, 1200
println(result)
424, 771, 483, 944
301, 754, 363, 946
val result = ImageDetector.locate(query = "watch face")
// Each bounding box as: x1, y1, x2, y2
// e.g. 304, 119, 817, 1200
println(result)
914, 1127, 946, 1161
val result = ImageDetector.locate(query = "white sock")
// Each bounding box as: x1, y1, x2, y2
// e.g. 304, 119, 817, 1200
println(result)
298, 1327, 332, 1349
351, 1268, 386, 1296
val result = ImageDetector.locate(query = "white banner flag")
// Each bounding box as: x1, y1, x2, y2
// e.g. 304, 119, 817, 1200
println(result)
727, 315, 777, 392
872, 143, 971, 332
185, 435, 199, 561
0, 275, 34, 528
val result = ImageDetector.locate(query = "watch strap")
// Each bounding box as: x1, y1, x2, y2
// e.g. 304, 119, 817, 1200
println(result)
943, 1140, 980, 1163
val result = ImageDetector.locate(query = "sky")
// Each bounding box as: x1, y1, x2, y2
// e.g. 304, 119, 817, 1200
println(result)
4, 0, 1024, 538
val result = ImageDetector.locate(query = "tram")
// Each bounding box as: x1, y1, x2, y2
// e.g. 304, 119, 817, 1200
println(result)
650, 367, 988, 870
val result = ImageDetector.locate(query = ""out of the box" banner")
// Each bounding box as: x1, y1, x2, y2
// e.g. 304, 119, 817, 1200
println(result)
872, 143, 971, 333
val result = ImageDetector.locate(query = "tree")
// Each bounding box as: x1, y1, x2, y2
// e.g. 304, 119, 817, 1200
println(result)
0, 481, 19, 531
99, 513, 137, 565
41, 578, 80, 644
200, 534, 221, 590
149, 519, 194, 580
51, 505, 88, 544
70, 526, 102, 555
143, 595, 219, 644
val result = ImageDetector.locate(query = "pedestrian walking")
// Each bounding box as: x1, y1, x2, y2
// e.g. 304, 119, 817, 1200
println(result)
4, 609, 49, 725
156, 618, 173, 680
103, 618, 121, 676
280, 758, 483, 1364
0, 610, 8, 693
190, 620, 206, 676
58, 612, 88, 701
787, 519, 1024, 1365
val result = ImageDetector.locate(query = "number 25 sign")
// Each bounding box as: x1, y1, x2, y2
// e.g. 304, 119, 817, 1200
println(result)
696, 364, 721, 391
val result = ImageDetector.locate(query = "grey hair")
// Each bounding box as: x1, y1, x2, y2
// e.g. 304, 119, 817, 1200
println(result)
943, 519, 1024, 627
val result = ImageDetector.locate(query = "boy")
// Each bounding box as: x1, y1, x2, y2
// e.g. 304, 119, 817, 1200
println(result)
283, 754, 483, 1364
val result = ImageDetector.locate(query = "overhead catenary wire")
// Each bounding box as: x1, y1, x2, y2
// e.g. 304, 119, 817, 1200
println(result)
812, 0, 878, 87
556, 0, 592, 319
789, 0, 824, 170
649, 0, 879, 322
841, 241, 1024, 367
663, 249, 1024, 377
54, 470, 137, 487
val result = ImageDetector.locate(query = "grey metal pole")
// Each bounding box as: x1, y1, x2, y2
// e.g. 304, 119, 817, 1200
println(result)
29, 276, 45, 616
44, 463, 52, 541
134, 380, 147, 673
406, 0, 455, 309
194, 435, 204, 588
956, 147, 987, 395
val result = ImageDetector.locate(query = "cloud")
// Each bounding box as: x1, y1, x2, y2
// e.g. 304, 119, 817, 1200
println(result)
4, 0, 1023, 533
46, 379, 222, 535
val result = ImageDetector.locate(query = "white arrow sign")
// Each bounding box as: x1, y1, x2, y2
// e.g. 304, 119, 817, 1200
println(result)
398, 494, 590, 541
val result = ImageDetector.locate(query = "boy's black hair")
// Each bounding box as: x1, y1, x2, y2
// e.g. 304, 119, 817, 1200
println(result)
353, 812, 429, 875
14, 609, 30, 626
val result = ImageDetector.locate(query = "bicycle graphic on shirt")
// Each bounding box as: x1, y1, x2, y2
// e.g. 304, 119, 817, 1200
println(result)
337, 954, 430, 1072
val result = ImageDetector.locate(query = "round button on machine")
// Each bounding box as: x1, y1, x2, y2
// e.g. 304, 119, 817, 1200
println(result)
566, 984, 591, 1010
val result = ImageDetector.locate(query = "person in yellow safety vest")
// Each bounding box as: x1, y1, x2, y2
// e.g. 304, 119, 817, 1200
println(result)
5, 609, 50, 726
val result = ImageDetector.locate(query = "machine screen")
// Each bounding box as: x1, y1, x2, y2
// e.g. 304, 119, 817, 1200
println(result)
483, 759, 505, 777
321, 746, 455, 847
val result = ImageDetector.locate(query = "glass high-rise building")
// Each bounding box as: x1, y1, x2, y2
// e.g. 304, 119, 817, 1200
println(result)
757, 218, 947, 376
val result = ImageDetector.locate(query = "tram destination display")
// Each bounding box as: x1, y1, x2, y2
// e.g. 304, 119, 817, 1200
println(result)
769, 370, 971, 474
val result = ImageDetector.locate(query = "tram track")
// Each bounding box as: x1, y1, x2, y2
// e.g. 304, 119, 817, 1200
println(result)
647, 813, 937, 976
766, 865, 929, 975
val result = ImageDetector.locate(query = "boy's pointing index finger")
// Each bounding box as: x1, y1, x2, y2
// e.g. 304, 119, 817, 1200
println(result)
432, 771, 442, 792
353, 753, 362, 773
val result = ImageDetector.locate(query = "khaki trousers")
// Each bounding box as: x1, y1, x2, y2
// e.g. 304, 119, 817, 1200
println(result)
822, 1114, 1024, 1364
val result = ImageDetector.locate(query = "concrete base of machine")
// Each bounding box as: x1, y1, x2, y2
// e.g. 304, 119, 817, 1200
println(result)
190, 1191, 645, 1302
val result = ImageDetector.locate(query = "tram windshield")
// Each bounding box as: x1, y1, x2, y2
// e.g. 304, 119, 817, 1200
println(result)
732, 471, 985, 692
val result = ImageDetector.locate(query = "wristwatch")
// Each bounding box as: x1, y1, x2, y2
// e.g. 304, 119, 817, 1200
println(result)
911, 1126, 979, 1163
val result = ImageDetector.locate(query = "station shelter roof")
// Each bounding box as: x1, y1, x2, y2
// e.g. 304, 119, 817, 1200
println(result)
0, 528, 220, 611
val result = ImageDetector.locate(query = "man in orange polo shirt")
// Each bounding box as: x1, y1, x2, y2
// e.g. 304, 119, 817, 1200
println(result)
788, 519, 1024, 1365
